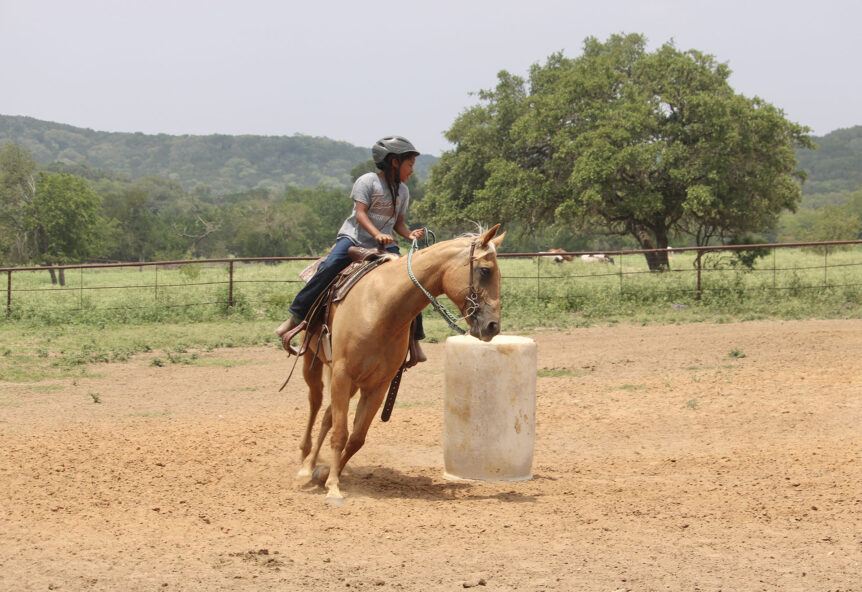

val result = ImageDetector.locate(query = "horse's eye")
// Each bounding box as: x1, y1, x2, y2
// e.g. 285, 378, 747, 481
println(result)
478, 266, 492, 279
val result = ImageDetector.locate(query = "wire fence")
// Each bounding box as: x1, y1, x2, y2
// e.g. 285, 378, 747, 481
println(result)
502, 240, 862, 302
2, 240, 861, 320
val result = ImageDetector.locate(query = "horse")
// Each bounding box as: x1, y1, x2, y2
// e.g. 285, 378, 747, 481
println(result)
293, 224, 506, 504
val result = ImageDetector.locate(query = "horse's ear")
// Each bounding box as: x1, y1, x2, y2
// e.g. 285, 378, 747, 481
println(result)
492, 231, 506, 249
479, 224, 502, 248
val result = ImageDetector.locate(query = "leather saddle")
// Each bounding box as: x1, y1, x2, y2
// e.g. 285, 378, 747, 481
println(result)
283, 247, 406, 362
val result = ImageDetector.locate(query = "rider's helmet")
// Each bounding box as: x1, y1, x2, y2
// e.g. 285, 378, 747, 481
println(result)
372, 136, 419, 169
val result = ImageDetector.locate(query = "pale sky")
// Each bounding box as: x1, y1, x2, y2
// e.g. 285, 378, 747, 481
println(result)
1, 0, 859, 156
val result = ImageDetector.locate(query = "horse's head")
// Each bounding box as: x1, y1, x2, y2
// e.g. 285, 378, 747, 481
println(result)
443, 224, 506, 341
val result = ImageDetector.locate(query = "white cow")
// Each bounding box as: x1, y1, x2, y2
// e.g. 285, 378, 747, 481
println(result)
580, 254, 615, 265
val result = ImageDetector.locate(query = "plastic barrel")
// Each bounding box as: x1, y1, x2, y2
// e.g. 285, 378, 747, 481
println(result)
443, 335, 537, 481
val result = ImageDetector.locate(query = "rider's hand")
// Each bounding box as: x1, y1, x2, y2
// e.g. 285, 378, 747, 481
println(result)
409, 228, 425, 241
375, 233, 395, 245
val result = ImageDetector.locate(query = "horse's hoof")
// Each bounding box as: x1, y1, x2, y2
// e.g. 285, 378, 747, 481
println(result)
325, 494, 345, 507
295, 467, 312, 480
312, 466, 330, 484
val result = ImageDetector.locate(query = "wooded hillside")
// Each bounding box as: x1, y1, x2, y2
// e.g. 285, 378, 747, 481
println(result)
797, 125, 862, 200
0, 115, 437, 194
1, 113, 859, 266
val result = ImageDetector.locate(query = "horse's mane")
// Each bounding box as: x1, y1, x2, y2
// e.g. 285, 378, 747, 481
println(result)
454, 223, 488, 240
450, 226, 497, 253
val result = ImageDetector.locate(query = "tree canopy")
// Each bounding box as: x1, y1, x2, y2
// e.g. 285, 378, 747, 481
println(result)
417, 34, 815, 268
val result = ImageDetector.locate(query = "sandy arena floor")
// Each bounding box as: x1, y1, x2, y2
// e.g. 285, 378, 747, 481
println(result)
1, 319, 861, 591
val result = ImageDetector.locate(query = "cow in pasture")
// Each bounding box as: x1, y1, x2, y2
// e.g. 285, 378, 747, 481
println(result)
580, 254, 615, 265
548, 248, 573, 263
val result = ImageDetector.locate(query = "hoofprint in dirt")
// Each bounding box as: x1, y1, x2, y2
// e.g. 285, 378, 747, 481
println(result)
0, 319, 860, 591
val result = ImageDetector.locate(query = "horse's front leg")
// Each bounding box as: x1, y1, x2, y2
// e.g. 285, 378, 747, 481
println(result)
339, 384, 388, 472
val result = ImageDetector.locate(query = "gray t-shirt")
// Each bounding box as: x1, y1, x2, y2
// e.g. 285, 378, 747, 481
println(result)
337, 172, 410, 248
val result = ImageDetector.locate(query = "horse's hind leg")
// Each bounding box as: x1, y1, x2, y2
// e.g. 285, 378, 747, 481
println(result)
296, 356, 324, 472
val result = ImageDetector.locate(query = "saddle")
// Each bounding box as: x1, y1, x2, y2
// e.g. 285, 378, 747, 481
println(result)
278, 247, 424, 417
281, 247, 422, 366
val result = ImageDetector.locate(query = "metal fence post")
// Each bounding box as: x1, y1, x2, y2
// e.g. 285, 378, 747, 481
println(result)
228, 260, 235, 308
6, 270, 11, 317
536, 255, 540, 303
824, 246, 828, 286
619, 253, 624, 295
696, 252, 703, 301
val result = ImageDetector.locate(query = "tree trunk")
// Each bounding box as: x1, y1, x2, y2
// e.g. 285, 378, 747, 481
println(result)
48, 266, 57, 285
58, 268, 66, 287
635, 229, 670, 271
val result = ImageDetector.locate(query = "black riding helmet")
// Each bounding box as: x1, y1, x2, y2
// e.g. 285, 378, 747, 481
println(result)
372, 136, 419, 169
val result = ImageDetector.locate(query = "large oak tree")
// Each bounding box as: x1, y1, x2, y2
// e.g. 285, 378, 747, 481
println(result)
417, 34, 814, 269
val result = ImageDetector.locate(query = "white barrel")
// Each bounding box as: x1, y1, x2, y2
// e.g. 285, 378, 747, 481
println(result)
443, 335, 537, 481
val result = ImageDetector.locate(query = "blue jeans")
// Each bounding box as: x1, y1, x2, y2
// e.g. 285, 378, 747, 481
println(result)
289, 237, 424, 339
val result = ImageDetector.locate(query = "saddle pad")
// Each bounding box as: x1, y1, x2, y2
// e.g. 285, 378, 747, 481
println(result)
298, 257, 325, 284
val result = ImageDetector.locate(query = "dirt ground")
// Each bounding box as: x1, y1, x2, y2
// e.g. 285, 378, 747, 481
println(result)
1, 319, 860, 592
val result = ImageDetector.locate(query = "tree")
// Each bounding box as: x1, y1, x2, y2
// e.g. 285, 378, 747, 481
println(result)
31, 173, 104, 284
2, 144, 105, 280
0, 142, 38, 263
101, 187, 158, 261
418, 34, 814, 269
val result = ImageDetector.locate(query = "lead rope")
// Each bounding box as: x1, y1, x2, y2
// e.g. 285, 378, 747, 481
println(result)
406, 231, 473, 335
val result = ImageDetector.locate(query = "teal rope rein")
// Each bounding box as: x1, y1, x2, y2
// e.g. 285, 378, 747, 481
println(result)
407, 230, 467, 335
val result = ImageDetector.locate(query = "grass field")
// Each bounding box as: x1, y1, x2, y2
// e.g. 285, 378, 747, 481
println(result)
1, 245, 860, 384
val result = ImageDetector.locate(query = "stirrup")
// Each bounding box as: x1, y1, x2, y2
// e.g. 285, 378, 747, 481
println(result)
281, 320, 307, 356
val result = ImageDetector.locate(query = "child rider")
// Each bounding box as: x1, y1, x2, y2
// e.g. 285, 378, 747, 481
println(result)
275, 136, 427, 362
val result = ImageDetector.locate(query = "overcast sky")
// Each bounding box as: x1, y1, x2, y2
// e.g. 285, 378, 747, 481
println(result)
1, 0, 859, 156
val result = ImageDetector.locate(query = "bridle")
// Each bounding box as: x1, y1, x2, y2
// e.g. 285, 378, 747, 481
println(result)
406, 235, 482, 335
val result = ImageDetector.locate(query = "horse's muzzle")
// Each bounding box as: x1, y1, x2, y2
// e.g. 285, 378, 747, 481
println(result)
470, 308, 501, 341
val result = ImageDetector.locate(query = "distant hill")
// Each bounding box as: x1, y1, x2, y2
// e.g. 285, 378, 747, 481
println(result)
0, 115, 437, 195
2, 114, 858, 203
797, 125, 862, 196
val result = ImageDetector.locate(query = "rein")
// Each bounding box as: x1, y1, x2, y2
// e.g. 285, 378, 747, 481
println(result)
406, 234, 481, 335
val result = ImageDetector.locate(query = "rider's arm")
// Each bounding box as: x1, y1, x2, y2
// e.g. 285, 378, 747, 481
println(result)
394, 216, 425, 241
355, 202, 394, 245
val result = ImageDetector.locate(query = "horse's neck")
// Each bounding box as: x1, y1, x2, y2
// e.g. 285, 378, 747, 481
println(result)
404, 241, 463, 296
367, 241, 465, 329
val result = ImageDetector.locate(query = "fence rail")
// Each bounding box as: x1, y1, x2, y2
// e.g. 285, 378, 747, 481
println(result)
3, 240, 861, 318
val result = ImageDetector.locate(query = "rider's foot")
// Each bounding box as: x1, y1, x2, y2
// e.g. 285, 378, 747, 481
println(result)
406, 340, 427, 368
276, 316, 303, 354
274, 316, 298, 337
413, 342, 427, 363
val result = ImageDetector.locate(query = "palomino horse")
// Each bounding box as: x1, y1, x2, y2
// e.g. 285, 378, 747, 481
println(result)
294, 224, 505, 503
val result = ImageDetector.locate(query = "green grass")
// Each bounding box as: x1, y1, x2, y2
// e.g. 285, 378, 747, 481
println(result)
498, 247, 862, 329
615, 383, 647, 391
3, 247, 860, 329
0, 319, 279, 383
0, 246, 859, 383
537, 368, 586, 378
